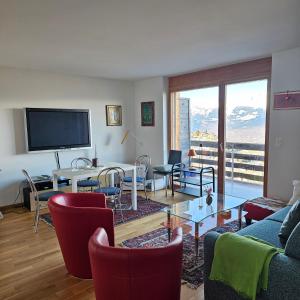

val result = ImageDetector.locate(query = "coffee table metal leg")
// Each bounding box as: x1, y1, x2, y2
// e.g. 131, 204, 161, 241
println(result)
167, 209, 171, 242
195, 222, 199, 257
238, 205, 242, 229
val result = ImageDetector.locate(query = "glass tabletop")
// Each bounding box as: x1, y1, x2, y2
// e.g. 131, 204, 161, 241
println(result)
162, 193, 247, 223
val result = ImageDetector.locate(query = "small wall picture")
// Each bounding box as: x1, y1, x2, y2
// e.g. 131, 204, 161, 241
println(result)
106, 105, 122, 126
141, 101, 155, 126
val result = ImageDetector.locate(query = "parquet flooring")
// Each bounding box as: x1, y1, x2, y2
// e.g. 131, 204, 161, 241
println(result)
0, 190, 203, 300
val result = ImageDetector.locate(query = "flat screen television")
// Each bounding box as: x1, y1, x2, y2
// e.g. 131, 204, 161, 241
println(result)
25, 108, 91, 152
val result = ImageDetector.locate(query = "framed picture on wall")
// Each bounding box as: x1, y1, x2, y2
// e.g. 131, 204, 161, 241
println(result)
106, 105, 122, 126
141, 101, 155, 126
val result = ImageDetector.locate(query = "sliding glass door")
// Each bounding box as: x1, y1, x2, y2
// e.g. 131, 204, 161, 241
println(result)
169, 58, 272, 197
224, 80, 268, 198
170, 79, 269, 198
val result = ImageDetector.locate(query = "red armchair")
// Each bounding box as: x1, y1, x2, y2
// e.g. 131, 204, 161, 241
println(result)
88, 227, 183, 300
48, 193, 114, 279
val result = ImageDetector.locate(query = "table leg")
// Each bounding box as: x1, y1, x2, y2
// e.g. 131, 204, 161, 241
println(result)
167, 209, 171, 243
53, 174, 58, 191
72, 177, 78, 193
131, 167, 137, 210
212, 168, 216, 192
171, 173, 174, 196
109, 173, 115, 187
195, 222, 199, 257
238, 205, 242, 229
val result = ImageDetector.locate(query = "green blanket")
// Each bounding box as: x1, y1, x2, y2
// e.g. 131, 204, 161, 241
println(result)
209, 233, 282, 300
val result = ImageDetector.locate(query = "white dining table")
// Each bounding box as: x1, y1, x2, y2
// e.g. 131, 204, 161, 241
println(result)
52, 162, 137, 210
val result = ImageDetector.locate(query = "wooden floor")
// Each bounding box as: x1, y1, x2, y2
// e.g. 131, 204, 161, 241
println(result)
0, 190, 204, 300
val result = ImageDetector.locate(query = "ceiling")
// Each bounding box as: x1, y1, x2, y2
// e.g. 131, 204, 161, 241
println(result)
0, 0, 299, 80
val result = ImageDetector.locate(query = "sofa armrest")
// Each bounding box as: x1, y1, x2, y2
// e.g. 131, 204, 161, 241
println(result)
203, 231, 300, 300
263, 253, 300, 299
203, 232, 220, 284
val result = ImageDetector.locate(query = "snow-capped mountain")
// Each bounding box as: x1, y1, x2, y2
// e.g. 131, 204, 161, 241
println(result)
227, 106, 265, 129
191, 106, 266, 143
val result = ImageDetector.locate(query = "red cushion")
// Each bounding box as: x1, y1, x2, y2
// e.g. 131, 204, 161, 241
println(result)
244, 202, 274, 221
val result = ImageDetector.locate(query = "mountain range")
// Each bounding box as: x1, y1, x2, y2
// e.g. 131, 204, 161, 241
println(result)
191, 106, 266, 143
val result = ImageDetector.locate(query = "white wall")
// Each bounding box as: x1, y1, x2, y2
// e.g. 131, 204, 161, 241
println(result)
0, 67, 135, 207
133, 77, 168, 165
132, 48, 300, 200
1, 48, 298, 206
268, 47, 300, 200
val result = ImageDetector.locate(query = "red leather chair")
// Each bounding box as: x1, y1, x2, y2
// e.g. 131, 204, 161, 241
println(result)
48, 193, 114, 279
88, 227, 183, 300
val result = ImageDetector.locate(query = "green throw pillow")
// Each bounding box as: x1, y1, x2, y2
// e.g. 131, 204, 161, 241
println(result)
278, 200, 300, 244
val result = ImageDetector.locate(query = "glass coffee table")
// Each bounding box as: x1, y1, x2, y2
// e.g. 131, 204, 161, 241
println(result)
161, 193, 248, 256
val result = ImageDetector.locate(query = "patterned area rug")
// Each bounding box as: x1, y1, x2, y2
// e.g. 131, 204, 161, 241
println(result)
40, 193, 168, 226
122, 220, 244, 289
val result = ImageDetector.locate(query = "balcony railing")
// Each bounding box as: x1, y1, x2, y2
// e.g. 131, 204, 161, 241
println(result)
190, 140, 265, 184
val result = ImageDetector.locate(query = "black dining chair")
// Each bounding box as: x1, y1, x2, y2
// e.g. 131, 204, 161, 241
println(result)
152, 150, 182, 197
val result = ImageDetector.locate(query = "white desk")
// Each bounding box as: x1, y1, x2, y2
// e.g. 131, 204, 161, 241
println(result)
52, 162, 137, 210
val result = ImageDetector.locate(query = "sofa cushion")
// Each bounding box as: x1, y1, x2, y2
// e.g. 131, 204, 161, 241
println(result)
266, 206, 292, 223
285, 222, 300, 259
278, 200, 300, 244
238, 220, 283, 248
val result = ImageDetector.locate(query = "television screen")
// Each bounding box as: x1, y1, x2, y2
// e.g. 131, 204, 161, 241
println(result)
25, 108, 91, 152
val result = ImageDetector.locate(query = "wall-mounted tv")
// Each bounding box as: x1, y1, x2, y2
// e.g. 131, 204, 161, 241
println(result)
25, 108, 91, 152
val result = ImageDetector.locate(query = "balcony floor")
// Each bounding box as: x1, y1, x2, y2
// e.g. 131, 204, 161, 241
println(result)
178, 175, 263, 200
223, 179, 263, 200
199, 174, 263, 200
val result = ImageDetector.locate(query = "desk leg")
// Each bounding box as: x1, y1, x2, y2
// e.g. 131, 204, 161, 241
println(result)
132, 167, 137, 210
72, 177, 78, 193
53, 174, 58, 191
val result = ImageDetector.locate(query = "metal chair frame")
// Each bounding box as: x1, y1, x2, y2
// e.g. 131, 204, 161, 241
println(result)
71, 157, 97, 191
123, 155, 151, 200
22, 169, 64, 233
96, 167, 125, 222
71, 157, 93, 169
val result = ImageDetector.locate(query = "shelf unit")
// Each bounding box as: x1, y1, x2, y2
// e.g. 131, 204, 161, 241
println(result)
172, 166, 215, 197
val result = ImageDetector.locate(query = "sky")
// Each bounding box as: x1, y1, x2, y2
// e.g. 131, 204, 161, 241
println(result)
179, 79, 268, 114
